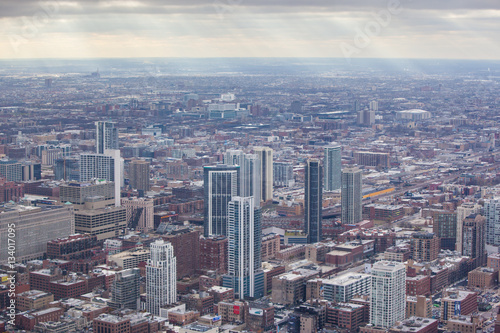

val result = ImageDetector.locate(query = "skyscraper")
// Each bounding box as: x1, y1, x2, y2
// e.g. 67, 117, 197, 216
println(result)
224, 150, 261, 207
95, 121, 119, 154
146, 240, 176, 316
462, 214, 486, 266
254, 147, 273, 203
304, 159, 322, 244
273, 162, 295, 187
80, 150, 123, 207
341, 167, 362, 224
485, 198, 500, 247
223, 196, 264, 300
203, 165, 240, 237
129, 160, 150, 193
324, 144, 341, 192
456, 202, 481, 253
370, 261, 406, 328
109, 268, 141, 310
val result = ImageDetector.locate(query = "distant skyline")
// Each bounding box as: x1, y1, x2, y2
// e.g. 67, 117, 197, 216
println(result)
0, 0, 499, 60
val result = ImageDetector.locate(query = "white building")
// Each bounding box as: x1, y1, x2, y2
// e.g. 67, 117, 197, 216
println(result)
79, 149, 123, 207
254, 147, 273, 203
485, 198, 500, 246
95, 121, 119, 154
223, 196, 264, 299
324, 144, 341, 191
224, 150, 261, 207
341, 167, 362, 224
146, 240, 177, 316
370, 261, 406, 328
323, 272, 371, 303
273, 162, 295, 188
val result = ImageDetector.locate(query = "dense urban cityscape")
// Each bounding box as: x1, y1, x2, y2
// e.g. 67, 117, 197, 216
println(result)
0, 57, 498, 333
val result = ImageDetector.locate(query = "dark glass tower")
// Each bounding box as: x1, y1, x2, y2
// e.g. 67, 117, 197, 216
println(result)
304, 159, 322, 243
203, 165, 240, 237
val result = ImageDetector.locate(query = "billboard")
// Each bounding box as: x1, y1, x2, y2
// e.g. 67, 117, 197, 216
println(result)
249, 308, 263, 316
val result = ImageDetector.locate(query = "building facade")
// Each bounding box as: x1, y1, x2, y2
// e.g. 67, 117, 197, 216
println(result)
254, 147, 273, 203
223, 196, 264, 299
324, 144, 341, 192
341, 167, 362, 224
370, 261, 406, 328
146, 240, 177, 315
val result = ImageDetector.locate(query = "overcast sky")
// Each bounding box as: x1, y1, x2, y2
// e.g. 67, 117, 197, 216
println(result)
0, 0, 499, 59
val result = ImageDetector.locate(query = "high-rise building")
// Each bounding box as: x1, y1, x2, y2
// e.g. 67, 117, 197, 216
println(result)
162, 227, 200, 279
74, 206, 127, 241
456, 202, 481, 253
485, 198, 500, 247
369, 100, 378, 111
223, 197, 264, 300
0, 204, 74, 264
254, 147, 273, 203
462, 214, 486, 266
60, 180, 115, 209
323, 272, 371, 303
109, 268, 141, 310
430, 210, 457, 250
80, 150, 123, 207
21, 162, 41, 181
353, 152, 390, 168
146, 240, 177, 315
224, 150, 261, 206
95, 121, 119, 154
324, 144, 341, 192
341, 167, 362, 224
273, 162, 295, 187
304, 159, 322, 244
54, 158, 79, 181
129, 160, 150, 193
0, 160, 22, 181
411, 232, 439, 262
203, 165, 240, 237
370, 261, 406, 328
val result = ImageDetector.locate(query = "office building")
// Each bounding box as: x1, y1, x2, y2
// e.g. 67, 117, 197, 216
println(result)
108, 247, 150, 270
0, 204, 74, 264
41, 148, 63, 166
341, 167, 362, 224
0, 159, 22, 181
485, 198, 500, 246
462, 214, 486, 266
146, 240, 177, 316
304, 159, 322, 244
54, 158, 80, 181
129, 160, 150, 193
223, 197, 264, 300
122, 197, 154, 233
224, 150, 261, 206
324, 144, 341, 192
74, 206, 127, 241
95, 121, 119, 154
109, 268, 141, 310
59, 180, 115, 209
254, 147, 273, 203
273, 161, 295, 187
411, 233, 439, 262
80, 150, 123, 207
323, 272, 371, 303
203, 165, 240, 237
370, 261, 406, 328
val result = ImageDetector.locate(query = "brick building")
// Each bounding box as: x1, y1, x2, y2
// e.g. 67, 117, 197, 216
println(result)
162, 227, 200, 279
46, 234, 100, 260
200, 236, 228, 274
468, 267, 498, 289
411, 233, 439, 262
